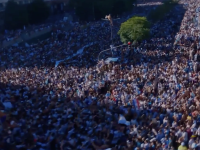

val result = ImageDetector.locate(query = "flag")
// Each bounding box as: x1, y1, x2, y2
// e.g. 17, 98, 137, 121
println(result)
133, 99, 140, 109
105, 57, 118, 64
118, 115, 126, 125
118, 114, 130, 126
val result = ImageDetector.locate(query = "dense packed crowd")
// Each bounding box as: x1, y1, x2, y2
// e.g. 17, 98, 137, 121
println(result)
0, 0, 200, 150
0, 16, 71, 48
1, 24, 50, 43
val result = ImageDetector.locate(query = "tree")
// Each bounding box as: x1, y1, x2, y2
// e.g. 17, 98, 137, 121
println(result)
4, 0, 28, 30
118, 16, 150, 43
27, 0, 50, 24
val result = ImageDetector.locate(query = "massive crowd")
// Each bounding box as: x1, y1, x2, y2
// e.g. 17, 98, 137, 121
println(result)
0, 0, 200, 150
0, 16, 71, 48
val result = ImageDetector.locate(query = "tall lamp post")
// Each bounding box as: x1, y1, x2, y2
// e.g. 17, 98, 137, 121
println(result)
102, 14, 120, 57
105, 14, 114, 45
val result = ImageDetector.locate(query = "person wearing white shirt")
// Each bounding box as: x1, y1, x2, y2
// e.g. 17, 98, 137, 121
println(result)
194, 52, 198, 61
130, 125, 138, 135
197, 126, 200, 136
172, 121, 177, 128
189, 137, 195, 149
181, 128, 188, 143
175, 128, 182, 139
193, 62, 198, 72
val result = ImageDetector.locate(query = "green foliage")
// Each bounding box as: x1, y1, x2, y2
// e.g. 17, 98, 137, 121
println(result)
27, 0, 50, 24
4, 0, 28, 30
148, 0, 178, 22
69, 0, 137, 21
118, 16, 150, 43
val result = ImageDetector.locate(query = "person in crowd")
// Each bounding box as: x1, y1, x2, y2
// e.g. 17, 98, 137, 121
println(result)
0, 0, 200, 150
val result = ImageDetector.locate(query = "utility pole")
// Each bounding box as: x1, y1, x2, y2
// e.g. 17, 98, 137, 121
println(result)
103, 14, 120, 57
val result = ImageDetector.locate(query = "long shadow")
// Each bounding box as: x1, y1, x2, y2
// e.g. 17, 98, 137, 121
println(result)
0, 2, 188, 150
0, 4, 186, 112
0, 2, 181, 69
0, 2, 186, 115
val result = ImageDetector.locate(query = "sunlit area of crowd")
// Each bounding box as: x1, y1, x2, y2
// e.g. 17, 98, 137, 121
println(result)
0, 0, 200, 150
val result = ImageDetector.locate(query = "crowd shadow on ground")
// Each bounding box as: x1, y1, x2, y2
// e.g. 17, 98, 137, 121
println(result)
0, 3, 187, 99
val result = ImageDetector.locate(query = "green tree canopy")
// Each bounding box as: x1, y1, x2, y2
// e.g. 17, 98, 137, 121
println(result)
27, 0, 50, 24
118, 16, 150, 43
4, 0, 28, 30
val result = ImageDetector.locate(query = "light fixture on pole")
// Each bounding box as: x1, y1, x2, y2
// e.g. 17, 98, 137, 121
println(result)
102, 14, 120, 57
105, 14, 113, 26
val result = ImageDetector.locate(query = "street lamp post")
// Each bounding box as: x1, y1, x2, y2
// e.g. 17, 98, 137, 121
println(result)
105, 14, 114, 44
111, 24, 113, 44
102, 14, 120, 57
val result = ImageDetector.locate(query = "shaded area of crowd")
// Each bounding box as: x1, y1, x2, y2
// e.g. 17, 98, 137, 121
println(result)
0, 0, 200, 150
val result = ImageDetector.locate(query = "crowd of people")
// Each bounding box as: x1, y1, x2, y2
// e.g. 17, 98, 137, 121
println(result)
1, 24, 50, 43
0, 16, 72, 48
0, 0, 200, 150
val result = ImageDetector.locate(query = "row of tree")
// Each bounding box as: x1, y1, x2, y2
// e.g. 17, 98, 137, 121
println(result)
4, 0, 50, 30
69, 0, 136, 21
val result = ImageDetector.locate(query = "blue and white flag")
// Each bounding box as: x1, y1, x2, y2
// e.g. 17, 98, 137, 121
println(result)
132, 99, 140, 110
